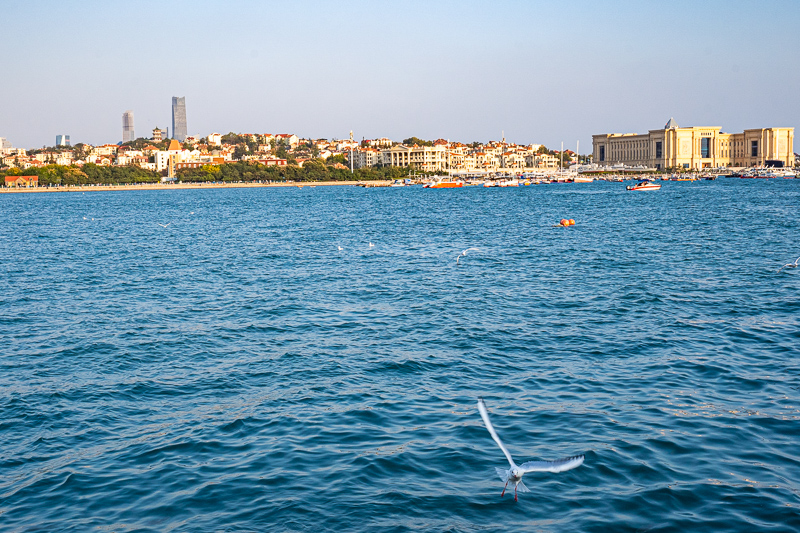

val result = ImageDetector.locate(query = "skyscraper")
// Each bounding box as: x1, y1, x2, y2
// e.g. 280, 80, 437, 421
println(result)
56, 135, 70, 146
172, 97, 187, 142
122, 110, 135, 143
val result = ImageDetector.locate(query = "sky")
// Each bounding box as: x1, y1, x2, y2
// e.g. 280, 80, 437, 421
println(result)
2, 0, 799, 152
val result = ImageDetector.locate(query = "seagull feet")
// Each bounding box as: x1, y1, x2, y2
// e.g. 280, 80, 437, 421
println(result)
514, 486, 518, 502
501, 480, 508, 497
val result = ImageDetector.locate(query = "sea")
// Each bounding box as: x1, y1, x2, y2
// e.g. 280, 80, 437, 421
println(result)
1, 179, 799, 532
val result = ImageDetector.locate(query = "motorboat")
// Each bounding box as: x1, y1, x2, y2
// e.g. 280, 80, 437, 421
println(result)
626, 180, 661, 191
423, 179, 463, 188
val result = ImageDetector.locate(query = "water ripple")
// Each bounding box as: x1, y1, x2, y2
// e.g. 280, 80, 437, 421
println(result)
1, 181, 799, 531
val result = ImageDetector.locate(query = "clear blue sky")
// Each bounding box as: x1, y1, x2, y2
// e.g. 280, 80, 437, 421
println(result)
3, 0, 798, 152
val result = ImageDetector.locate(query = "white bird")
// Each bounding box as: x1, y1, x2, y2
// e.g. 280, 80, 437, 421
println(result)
457, 247, 480, 265
477, 398, 584, 502
83, 217, 87, 220
369, 242, 375, 248
157, 223, 171, 228
778, 256, 800, 273
338, 246, 343, 251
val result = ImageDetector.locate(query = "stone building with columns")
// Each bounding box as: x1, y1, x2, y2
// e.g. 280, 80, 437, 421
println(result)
592, 118, 794, 170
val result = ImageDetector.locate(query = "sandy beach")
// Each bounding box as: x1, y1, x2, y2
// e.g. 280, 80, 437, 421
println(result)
0, 180, 392, 194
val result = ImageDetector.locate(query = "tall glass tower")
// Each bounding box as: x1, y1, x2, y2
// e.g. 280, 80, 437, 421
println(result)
122, 110, 135, 143
172, 97, 187, 142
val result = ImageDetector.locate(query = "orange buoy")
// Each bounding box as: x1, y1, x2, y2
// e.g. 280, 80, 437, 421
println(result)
560, 219, 568, 226
569, 219, 575, 225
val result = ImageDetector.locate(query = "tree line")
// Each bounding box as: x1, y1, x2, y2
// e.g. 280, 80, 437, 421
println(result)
176, 160, 417, 182
1, 161, 421, 186
1, 164, 161, 186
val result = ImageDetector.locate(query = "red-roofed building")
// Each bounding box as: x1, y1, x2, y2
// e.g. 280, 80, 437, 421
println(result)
4, 175, 39, 187
254, 158, 288, 166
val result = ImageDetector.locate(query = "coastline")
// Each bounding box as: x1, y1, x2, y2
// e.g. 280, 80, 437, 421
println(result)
0, 180, 391, 194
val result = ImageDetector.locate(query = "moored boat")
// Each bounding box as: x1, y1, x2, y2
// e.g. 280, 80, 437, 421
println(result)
423, 179, 463, 188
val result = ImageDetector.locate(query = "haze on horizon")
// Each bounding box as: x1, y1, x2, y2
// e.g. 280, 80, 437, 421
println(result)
3, 0, 798, 152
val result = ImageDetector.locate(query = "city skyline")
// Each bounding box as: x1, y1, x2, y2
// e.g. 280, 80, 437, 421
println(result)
2, 0, 799, 150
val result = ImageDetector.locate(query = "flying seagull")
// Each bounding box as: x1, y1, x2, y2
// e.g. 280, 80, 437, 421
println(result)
477, 398, 584, 502
457, 247, 480, 265
157, 223, 171, 228
778, 256, 800, 273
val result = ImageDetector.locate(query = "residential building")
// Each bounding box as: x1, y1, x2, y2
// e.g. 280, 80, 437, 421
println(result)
56, 135, 70, 147
172, 97, 187, 142
351, 147, 383, 169
207, 133, 222, 146
275, 134, 299, 149
380, 144, 449, 172
592, 118, 795, 170
122, 110, 135, 143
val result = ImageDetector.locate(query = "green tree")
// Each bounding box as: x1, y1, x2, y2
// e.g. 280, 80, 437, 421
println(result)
232, 145, 248, 161
402, 137, 433, 147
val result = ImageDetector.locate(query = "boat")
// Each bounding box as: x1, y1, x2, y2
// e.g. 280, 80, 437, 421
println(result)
423, 179, 463, 188
626, 180, 661, 191
573, 176, 594, 183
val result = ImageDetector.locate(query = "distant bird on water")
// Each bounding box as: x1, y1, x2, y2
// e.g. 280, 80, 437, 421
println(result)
338, 245, 343, 251
477, 398, 584, 502
157, 223, 171, 228
778, 256, 800, 273
457, 247, 480, 264
369, 242, 375, 248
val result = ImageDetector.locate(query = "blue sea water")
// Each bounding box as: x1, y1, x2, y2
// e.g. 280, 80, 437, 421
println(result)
1, 180, 799, 532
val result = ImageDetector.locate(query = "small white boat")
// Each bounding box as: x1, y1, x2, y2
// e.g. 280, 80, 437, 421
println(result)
626, 180, 661, 191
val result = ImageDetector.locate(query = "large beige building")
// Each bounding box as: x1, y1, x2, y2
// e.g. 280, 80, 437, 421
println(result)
593, 118, 794, 170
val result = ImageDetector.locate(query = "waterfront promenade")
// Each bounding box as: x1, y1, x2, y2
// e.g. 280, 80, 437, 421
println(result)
0, 180, 391, 193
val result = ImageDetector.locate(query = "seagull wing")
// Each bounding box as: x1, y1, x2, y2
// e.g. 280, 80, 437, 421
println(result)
519, 454, 584, 474
477, 398, 516, 468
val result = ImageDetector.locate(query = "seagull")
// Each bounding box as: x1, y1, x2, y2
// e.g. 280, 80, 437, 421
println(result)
369, 242, 375, 248
157, 223, 171, 228
457, 247, 480, 265
477, 398, 584, 502
338, 246, 343, 251
778, 256, 800, 273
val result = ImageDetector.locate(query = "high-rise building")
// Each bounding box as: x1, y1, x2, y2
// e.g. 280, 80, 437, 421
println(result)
0, 137, 11, 150
56, 135, 71, 147
172, 97, 187, 142
122, 110, 135, 143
